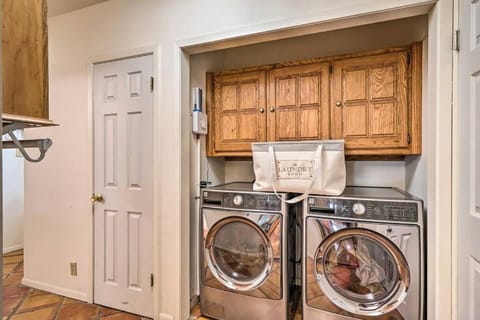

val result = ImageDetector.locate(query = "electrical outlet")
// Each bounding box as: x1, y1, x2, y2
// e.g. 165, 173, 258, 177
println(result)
70, 262, 77, 276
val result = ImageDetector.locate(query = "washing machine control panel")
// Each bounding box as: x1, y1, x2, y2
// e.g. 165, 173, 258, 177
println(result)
341, 200, 418, 222
221, 193, 282, 211
308, 197, 419, 222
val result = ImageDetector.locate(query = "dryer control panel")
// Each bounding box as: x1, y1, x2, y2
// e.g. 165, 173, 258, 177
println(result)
308, 197, 419, 223
203, 191, 282, 212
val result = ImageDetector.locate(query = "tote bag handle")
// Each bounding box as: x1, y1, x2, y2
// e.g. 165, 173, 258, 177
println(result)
268, 144, 323, 204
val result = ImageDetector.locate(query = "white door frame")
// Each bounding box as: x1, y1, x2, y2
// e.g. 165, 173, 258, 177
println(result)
452, 0, 460, 318
175, 2, 453, 320
86, 45, 161, 317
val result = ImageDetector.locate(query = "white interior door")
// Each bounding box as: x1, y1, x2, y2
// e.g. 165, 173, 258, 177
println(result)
457, 1, 480, 319
93, 54, 153, 317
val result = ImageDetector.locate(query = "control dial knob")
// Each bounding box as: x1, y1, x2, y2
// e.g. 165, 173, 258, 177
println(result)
233, 195, 244, 206
352, 203, 366, 215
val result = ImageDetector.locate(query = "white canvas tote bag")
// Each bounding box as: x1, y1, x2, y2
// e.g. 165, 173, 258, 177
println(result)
252, 140, 346, 203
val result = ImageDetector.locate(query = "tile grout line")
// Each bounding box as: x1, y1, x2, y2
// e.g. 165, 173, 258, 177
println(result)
7, 287, 32, 319
96, 304, 101, 320
52, 296, 65, 320
4, 253, 28, 319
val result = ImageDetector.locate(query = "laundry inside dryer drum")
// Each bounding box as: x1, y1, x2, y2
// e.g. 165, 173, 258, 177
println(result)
317, 234, 399, 303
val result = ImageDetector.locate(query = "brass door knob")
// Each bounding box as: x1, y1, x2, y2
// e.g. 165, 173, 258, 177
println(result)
336, 101, 343, 107
269, 107, 275, 112
259, 108, 265, 113
91, 193, 104, 203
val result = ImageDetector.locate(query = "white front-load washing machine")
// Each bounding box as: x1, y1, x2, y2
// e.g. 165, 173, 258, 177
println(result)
303, 186, 424, 320
200, 182, 299, 320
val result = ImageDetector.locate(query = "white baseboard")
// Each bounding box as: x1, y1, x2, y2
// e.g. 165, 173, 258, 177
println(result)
21, 277, 90, 302
3, 244, 23, 254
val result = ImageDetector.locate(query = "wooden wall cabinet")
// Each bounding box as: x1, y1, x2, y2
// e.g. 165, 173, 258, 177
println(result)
209, 70, 267, 156
207, 44, 422, 157
267, 63, 330, 142
331, 47, 421, 155
2, 0, 49, 120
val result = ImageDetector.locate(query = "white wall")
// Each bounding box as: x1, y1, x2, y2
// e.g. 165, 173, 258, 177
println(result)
221, 160, 407, 188
24, 1, 437, 319
3, 149, 24, 253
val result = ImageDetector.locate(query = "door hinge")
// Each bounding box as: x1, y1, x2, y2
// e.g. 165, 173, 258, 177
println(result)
406, 53, 411, 65
407, 134, 411, 145
150, 76, 154, 92
454, 29, 460, 51
329, 64, 333, 74
150, 273, 154, 287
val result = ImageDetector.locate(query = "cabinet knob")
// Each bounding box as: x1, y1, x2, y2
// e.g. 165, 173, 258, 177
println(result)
259, 108, 265, 113
269, 107, 275, 112
336, 101, 343, 107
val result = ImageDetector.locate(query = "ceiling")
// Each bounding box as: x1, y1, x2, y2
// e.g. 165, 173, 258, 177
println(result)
48, 0, 108, 17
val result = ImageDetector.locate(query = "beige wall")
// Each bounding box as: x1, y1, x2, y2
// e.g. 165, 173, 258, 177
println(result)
23, 1, 439, 319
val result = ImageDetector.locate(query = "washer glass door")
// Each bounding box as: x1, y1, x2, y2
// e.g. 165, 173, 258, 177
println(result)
205, 216, 274, 292
314, 228, 410, 316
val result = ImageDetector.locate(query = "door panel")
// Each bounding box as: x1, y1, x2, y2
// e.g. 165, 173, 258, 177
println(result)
268, 63, 330, 141
104, 210, 118, 285
104, 115, 118, 187
458, 1, 480, 319
93, 54, 153, 317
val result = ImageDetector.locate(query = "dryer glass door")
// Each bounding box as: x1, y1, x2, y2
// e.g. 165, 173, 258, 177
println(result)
205, 215, 278, 292
314, 228, 410, 316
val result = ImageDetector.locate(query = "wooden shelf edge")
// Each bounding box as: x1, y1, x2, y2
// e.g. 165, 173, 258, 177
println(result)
2, 113, 57, 128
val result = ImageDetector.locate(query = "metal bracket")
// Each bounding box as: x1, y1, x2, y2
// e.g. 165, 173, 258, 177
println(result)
2, 122, 53, 163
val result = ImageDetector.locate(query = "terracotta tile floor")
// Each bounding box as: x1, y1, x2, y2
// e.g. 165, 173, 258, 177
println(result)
2, 250, 152, 320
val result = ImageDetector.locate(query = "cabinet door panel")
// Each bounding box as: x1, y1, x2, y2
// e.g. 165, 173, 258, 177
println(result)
299, 76, 319, 105
332, 52, 408, 152
276, 108, 297, 139
344, 69, 368, 101
239, 82, 258, 110
220, 115, 237, 141
213, 71, 266, 153
2, 0, 48, 119
370, 66, 395, 99
344, 104, 368, 137
299, 108, 320, 138
276, 78, 296, 106
371, 102, 395, 135
220, 84, 238, 111
239, 113, 258, 140
268, 63, 329, 141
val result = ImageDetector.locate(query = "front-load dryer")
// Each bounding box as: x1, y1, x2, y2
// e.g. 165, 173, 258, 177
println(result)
200, 182, 299, 320
303, 186, 424, 320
